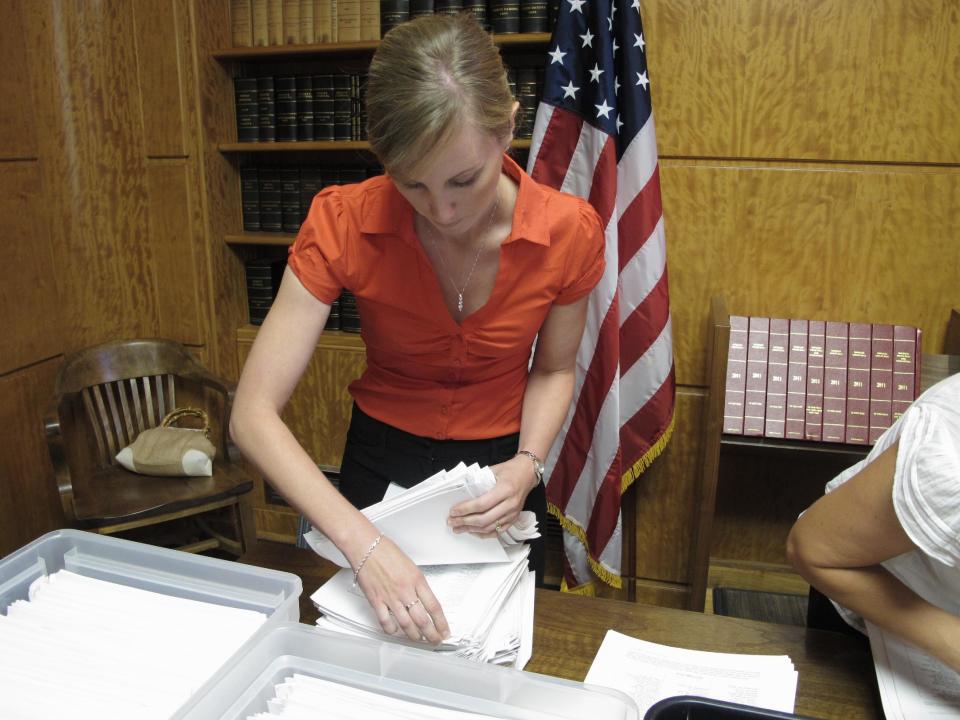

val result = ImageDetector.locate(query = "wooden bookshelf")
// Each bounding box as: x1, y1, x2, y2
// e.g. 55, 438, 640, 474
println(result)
212, 33, 551, 61
218, 138, 533, 154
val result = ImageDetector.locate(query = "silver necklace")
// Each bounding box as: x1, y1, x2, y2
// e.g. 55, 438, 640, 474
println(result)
421, 188, 501, 314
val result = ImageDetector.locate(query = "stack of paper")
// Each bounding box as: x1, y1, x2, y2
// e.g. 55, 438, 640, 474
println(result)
0, 569, 266, 719
303, 463, 540, 567
585, 630, 798, 716
311, 544, 535, 668
866, 620, 960, 719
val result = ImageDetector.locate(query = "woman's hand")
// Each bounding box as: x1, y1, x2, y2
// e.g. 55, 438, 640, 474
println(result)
352, 534, 450, 645
447, 455, 537, 537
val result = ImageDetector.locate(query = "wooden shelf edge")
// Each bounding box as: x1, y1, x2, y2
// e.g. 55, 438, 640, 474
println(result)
237, 324, 366, 349
219, 138, 532, 154
226, 233, 295, 246
213, 33, 551, 60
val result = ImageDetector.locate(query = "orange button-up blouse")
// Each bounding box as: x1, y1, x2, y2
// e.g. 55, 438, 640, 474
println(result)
288, 155, 604, 440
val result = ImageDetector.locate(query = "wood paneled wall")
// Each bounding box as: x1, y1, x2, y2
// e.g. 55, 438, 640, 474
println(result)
627, 0, 960, 605
0, 0, 213, 555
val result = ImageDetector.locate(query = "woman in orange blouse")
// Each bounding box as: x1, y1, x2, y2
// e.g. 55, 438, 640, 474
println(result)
231, 14, 604, 645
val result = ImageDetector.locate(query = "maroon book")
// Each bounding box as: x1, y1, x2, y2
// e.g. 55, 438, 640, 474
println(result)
844, 322, 872, 445
723, 316, 749, 435
785, 319, 808, 440
764, 318, 789, 438
804, 320, 826, 441
744, 317, 770, 436
892, 325, 919, 422
821, 321, 848, 442
869, 324, 894, 443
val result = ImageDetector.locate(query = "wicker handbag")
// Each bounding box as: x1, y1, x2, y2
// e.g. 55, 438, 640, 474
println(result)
115, 408, 217, 477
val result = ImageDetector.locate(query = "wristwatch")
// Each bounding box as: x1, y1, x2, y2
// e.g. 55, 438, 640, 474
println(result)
516, 450, 545, 484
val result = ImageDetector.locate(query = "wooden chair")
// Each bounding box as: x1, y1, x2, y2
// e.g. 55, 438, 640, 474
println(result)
44, 338, 257, 555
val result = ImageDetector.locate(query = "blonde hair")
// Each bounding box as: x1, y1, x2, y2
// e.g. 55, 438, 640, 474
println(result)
365, 14, 514, 177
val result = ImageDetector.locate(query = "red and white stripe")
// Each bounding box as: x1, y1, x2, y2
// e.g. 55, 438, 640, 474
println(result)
529, 100, 675, 591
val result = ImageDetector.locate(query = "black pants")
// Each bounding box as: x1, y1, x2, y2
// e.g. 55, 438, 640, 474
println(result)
339, 403, 546, 586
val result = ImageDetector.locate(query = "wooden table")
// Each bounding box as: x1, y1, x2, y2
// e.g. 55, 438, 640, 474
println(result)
240, 542, 881, 719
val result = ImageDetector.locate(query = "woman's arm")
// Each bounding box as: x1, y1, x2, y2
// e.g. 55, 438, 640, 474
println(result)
448, 295, 589, 534
231, 268, 449, 643
787, 440, 960, 671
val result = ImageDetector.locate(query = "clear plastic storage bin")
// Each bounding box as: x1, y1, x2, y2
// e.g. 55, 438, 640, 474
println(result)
174, 622, 639, 720
0, 529, 302, 621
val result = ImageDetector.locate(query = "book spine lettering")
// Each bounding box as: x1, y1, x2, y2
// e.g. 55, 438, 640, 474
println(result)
723, 316, 748, 435
360, 0, 380, 40
296, 75, 314, 141
380, 0, 409, 36
281, 169, 302, 233
463, 0, 488, 29
275, 76, 298, 141
892, 325, 918, 422
434, 0, 463, 15
257, 76, 276, 142
313, 74, 335, 140
241, 167, 260, 231
409, 0, 434, 18
231, 0, 254, 46
785, 319, 808, 440
868, 324, 894, 443
844, 322, 871, 445
743, 316, 769, 437
804, 321, 825, 441
764, 318, 789, 438
490, 0, 520, 33
821, 321, 848, 443
333, 72, 352, 141
519, 0, 548, 33
234, 77, 260, 142
258, 169, 283, 232
337, 0, 361, 42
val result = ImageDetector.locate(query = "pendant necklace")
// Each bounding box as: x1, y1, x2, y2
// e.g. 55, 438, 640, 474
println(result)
422, 187, 501, 314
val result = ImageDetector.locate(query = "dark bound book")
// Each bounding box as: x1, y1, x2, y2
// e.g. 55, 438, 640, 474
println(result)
519, 0, 548, 33
516, 66, 538, 140
764, 318, 789, 439
325, 296, 342, 331
245, 257, 286, 325
821, 321, 849, 443
257, 76, 276, 142
380, 0, 409, 36
258, 168, 283, 232
463, 0, 488, 29
410, 0, 433, 18
280, 168, 301, 233
234, 77, 259, 142
490, 0, 520, 33
300, 166, 322, 224
434, 0, 462, 15
275, 76, 298, 142
892, 325, 919, 422
333, 72, 352, 141
723, 315, 748, 435
844, 322, 871, 445
295, 75, 314, 141
868, 324, 894, 443
743, 317, 769, 436
804, 320, 826, 441
240, 167, 260, 231
785, 319, 808, 440
339, 290, 361, 332
312, 74, 335, 141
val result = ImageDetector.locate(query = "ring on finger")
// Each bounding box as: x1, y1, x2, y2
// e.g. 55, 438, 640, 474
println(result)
403, 598, 422, 611
495, 522, 503, 534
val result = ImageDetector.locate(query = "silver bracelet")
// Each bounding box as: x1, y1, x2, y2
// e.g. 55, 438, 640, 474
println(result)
352, 534, 383, 587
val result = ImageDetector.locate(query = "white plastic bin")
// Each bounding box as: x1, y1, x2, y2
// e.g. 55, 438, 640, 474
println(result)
174, 622, 639, 720
0, 529, 301, 621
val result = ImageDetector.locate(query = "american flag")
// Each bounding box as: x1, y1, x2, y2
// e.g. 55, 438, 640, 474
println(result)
527, 0, 675, 591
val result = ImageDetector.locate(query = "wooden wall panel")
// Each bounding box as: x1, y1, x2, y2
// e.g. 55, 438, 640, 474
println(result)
631, 387, 704, 584
646, 0, 960, 163
0, 0, 37, 158
0, 163, 64, 374
0, 360, 65, 556
146, 163, 205, 343
132, 0, 188, 158
27, 1, 156, 350
663, 160, 960, 387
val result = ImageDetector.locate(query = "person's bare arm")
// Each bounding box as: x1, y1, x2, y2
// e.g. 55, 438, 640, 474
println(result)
231, 268, 449, 642
787, 440, 960, 671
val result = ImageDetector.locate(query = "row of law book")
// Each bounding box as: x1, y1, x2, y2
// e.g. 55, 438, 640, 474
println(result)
723, 316, 922, 445
230, 0, 557, 48
246, 257, 360, 331
234, 72, 366, 144
233, 64, 542, 144
241, 165, 379, 234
